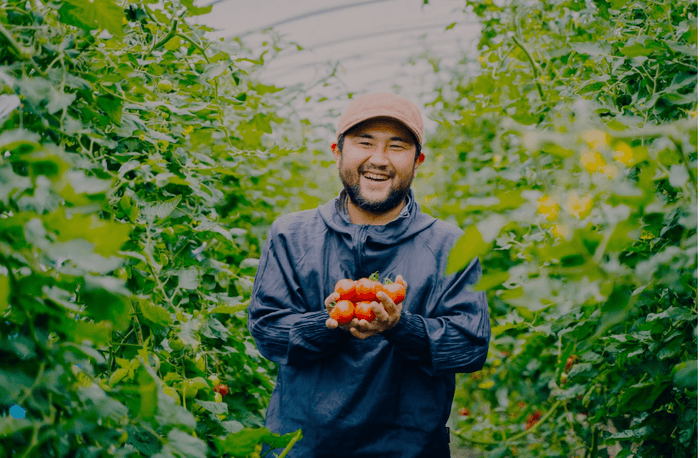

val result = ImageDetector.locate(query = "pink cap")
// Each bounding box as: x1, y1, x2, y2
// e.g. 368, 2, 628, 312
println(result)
336, 93, 423, 145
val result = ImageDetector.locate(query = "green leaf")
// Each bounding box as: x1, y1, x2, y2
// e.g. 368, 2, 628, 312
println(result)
82, 276, 131, 331
195, 399, 228, 414
0, 417, 33, 435
67, 320, 112, 346
209, 302, 247, 315
620, 43, 654, 57
216, 428, 271, 456
446, 225, 489, 275
669, 164, 690, 188
0, 94, 20, 121
570, 41, 612, 56
672, 360, 697, 388
181, 0, 213, 16
135, 367, 158, 420
58, 0, 125, 36
220, 420, 244, 433
263, 429, 302, 449
109, 368, 129, 386
0, 129, 41, 152
143, 195, 182, 221
201, 317, 230, 340
155, 391, 196, 430
165, 428, 207, 458
177, 267, 200, 290
137, 299, 173, 327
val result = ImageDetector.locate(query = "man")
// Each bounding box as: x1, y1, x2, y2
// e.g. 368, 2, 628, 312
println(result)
248, 93, 490, 458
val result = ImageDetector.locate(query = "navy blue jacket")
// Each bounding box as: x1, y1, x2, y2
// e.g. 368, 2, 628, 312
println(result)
248, 192, 490, 458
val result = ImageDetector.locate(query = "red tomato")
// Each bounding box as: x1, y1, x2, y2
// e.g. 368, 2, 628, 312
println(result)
382, 281, 406, 303
355, 278, 381, 301
214, 384, 229, 397
354, 301, 375, 322
330, 300, 355, 324
458, 407, 470, 416
334, 279, 357, 301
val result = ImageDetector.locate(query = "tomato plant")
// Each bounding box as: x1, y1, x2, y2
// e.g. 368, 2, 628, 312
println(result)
0, 0, 315, 456
418, 0, 698, 456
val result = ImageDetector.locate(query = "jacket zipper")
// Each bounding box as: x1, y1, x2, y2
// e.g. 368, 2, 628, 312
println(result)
355, 225, 368, 276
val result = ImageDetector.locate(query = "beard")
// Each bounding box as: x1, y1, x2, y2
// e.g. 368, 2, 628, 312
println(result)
339, 158, 415, 214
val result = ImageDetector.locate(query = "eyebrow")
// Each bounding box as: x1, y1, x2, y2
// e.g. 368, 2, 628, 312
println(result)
354, 133, 410, 144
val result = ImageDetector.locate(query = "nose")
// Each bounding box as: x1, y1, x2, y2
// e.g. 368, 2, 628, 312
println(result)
366, 144, 391, 167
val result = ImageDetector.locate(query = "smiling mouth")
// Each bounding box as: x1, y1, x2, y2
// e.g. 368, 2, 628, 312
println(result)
361, 171, 390, 182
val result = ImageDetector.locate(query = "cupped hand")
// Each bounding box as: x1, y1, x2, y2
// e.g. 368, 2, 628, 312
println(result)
349, 283, 404, 340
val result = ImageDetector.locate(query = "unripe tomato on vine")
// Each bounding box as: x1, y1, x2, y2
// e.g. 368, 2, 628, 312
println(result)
157, 78, 173, 92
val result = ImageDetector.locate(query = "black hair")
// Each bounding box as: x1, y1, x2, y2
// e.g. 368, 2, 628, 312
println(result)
337, 129, 422, 160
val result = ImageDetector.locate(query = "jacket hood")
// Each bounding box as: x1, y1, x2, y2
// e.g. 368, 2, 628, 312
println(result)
318, 189, 437, 245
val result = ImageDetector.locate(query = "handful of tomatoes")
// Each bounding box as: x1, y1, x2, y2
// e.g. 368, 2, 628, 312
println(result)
329, 273, 406, 324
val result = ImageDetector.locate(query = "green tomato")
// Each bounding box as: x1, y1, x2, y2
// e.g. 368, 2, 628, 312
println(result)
190, 354, 206, 373
208, 374, 220, 386
214, 392, 223, 403
157, 79, 173, 92
182, 381, 199, 399
169, 338, 184, 352
163, 386, 181, 404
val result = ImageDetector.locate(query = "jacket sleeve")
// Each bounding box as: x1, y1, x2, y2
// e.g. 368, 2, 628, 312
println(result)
247, 226, 347, 366
382, 257, 490, 377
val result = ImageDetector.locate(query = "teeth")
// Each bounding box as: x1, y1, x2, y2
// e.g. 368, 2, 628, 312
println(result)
363, 172, 389, 181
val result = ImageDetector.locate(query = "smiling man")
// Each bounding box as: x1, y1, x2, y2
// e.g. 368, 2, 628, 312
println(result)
248, 93, 491, 458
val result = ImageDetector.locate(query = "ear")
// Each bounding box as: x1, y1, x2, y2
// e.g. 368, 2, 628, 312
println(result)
331, 142, 341, 169
413, 152, 425, 178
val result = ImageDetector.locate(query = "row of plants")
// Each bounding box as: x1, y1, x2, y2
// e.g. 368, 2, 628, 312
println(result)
0, 0, 337, 456
418, 0, 697, 456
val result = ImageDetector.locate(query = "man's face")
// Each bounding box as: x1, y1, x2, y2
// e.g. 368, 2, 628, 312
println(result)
333, 117, 424, 214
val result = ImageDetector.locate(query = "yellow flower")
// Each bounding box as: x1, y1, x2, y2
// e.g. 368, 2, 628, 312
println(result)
581, 129, 609, 151
551, 224, 570, 238
613, 142, 634, 166
640, 229, 654, 241
537, 195, 559, 221
600, 164, 618, 179
122, 17, 128, 25
493, 154, 502, 165
478, 380, 495, 389
565, 193, 592, 219
182, 125, 194, 137
580, 149, 606, 173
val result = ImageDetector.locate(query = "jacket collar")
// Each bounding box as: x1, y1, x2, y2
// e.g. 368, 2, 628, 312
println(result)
319, 189, 436, 245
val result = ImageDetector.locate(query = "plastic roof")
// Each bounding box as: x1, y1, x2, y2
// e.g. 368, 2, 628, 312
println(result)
195, 0, 481, 127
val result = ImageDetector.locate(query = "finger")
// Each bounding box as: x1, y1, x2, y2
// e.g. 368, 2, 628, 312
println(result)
349, 327, 375, 340
355, 319, 380, 333
326, 318, 338, 329
375, 291, 396, 316
370, 301, 389, 323
324, 292, 340, 311
395, 275, 407, 288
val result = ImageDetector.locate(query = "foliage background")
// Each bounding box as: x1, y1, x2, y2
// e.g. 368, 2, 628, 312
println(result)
0, 0, 696, 457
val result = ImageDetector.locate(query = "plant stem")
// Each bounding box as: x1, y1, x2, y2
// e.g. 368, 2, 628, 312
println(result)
512, 36, 545, 101
277, 430, 303, 458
